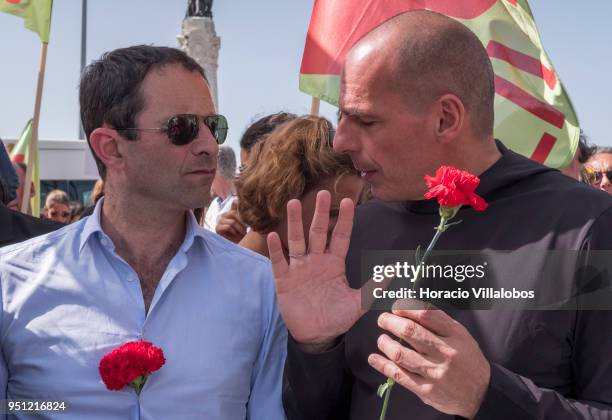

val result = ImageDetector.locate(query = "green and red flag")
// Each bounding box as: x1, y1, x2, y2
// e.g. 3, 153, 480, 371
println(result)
0, 0, 52, 43
10, 119, 41, 216
299, 0, 579, 168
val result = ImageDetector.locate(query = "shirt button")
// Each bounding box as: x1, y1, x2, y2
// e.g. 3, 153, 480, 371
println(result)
100, 238, 109, 247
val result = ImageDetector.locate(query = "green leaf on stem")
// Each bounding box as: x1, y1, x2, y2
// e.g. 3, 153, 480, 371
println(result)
377, 382, 389, 398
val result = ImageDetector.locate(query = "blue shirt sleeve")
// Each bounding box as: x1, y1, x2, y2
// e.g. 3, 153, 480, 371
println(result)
247, 263, 288, 420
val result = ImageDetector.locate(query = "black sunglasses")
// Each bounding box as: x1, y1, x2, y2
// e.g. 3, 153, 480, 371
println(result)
116, 114, 228, 145
585, 168, 612, 185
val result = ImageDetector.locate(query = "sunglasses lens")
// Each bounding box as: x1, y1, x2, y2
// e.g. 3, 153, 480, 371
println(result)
166, 115, 199, 145
586, 170, 607, 185
205, 114, 228, 144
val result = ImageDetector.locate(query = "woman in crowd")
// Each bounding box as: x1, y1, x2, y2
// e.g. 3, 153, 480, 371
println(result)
236, 116, 364, 258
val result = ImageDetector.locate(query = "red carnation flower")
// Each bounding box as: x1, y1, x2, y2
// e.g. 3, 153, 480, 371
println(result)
99, 341, 165, 393
424, 166, 488, 212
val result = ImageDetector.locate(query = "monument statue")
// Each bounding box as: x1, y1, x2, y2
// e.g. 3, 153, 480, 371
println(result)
186, 0, 213, 18
179, 0, 220, 109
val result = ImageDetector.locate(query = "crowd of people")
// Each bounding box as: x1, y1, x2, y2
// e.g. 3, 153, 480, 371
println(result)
0, 9, 611, 419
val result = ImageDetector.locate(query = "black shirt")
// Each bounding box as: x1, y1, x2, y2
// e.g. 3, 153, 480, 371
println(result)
283, 142, 612, 419
0, 203, 63, 248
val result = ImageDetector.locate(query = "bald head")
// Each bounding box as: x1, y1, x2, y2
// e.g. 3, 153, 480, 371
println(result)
346, 10, 495, 139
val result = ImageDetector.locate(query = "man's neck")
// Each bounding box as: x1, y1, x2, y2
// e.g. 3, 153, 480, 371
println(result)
101, 194, 187, 258
445, 135, 502, 178
100, 192, 187, 312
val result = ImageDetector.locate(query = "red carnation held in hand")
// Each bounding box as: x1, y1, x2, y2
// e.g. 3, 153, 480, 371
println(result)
424, 165, 488, 211
99, 341, 165, 393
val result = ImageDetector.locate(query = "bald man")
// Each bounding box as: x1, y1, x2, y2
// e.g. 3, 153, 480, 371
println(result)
270, 10, 612, 420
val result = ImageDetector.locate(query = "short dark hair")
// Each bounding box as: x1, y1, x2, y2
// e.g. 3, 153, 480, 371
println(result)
592, 146, 612, 157
239, 112, 297, 152
577, 130, 596, 164
79, 45, 207, 179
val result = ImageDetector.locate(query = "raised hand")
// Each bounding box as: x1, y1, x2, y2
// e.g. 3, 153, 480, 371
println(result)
215, 200, 247, 243
267, 190, 365, 353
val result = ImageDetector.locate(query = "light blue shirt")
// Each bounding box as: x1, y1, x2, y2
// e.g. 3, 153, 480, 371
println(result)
0, 201, 287, 419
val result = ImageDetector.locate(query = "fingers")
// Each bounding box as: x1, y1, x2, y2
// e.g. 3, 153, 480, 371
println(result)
377, 312, 446, 356
390, 302, 456, 337
328, 198, 354, 258
307, 190, 331, 254
267, 231, 289, 280
215, 211, 247, 243
286, 199, 306, 258
368, 353, 426, 394
376, 334, 437, 378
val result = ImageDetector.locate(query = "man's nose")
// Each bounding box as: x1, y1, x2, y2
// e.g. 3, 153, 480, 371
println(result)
600, 172, 611, 189
190, 121, 218, 157
333, 118, 355, 154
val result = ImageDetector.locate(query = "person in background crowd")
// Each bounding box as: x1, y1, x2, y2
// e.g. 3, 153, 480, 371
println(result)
215, 112, 297, 243
560, 129, 595, 182
91, 178, 105, 204
0, 139, 18, 204
239, 112, 297, 169
203, 145, 238, 230
236, 116, 363, 258
0, 45, 286, 418
0, 173, 9, 205
585, 146, 612, 194
7, 162, 35, 214
81, 178, 105, 218
42, 189, 72, 224
69, 200, 85, 223
0, 173, 62, 247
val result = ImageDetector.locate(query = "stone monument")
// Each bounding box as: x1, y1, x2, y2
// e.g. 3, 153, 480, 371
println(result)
178, 0, 221, 109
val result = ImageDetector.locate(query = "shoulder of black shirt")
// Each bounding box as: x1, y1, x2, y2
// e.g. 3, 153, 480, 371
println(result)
0, 203, 64, 248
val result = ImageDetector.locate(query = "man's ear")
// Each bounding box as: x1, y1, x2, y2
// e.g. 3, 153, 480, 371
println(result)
435, 94, 465, 143
89, 127, 125, 173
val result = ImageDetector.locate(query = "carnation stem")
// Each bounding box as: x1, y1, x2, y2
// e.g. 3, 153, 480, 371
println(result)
378, 215, 450, 420
379, 380, 393, 420
412, 216, 447, 290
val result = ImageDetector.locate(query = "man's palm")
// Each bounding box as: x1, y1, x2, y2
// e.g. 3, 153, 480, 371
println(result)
268, 192, 365, 348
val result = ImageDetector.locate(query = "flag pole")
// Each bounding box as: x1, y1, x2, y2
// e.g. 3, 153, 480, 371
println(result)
310, 97, 320, 116
21, 41, 48, 216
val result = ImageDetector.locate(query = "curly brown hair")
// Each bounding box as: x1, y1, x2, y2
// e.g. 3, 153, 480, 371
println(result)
236, 116, 357, 233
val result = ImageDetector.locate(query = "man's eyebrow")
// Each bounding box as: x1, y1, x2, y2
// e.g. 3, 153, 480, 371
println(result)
338, 107, 375, 119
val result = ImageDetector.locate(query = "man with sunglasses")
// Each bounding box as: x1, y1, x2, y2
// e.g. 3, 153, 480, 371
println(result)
585, 146, 612, 194
0, 45, 286, 419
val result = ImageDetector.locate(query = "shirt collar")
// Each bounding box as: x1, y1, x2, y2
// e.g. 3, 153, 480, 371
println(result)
79, 198, 208, 255
79, 198, 106, 254
181, 209, 207, 253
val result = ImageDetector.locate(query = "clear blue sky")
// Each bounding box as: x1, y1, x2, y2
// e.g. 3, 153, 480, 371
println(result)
1, 0, 610, 156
